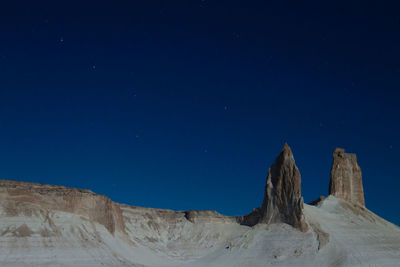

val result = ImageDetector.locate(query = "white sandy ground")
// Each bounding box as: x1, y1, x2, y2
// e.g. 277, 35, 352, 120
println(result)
0, 196, 399, 266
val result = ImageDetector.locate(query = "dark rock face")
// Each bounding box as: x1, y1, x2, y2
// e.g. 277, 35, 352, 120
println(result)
240, 144, 307, 231
308, 196, 326, 206
329, 148, 365, 207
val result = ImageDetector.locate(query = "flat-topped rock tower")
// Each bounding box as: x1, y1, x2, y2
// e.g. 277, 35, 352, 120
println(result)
329, 148, 365, 207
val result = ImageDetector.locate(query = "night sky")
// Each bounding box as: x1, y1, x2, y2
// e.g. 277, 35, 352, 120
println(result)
0, 1, 399, 225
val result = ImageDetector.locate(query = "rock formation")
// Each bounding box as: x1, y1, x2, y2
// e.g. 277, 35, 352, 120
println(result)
308, 196, 326, 206
2, 146, 400, 266
0, 179, 126, 234
184, 210, 235, 223
240, 144, 308, 231
329, 148, 365, 207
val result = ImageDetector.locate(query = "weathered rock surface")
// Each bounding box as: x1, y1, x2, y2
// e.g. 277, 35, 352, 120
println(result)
184, 210, 236, 223
0, 179, 125, 234
329, 148, 365, 207
240, 144, 308, 231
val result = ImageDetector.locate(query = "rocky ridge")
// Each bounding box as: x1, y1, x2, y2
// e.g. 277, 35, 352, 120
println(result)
0, 145, 367, 235
0, 145, 399, 267
0, 179, 125, 234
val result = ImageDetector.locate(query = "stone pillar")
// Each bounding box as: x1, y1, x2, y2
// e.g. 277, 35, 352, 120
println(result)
240, 144, 307, 231
329, 148, 365, 207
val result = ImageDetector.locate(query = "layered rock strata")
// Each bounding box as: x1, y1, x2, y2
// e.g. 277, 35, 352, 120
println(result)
184, 210, 235, 223
329, 148, 365, 207
0, 179, 125, 234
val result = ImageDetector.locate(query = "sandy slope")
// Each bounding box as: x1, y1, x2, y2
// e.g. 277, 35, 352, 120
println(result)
0, 195, 399, 266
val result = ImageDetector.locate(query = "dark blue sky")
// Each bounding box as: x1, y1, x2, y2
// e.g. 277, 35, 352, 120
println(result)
0, 1, 399, 225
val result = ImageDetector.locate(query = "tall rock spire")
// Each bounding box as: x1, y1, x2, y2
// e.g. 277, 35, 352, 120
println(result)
329, 148, 365, 207
240, 144, 308, 231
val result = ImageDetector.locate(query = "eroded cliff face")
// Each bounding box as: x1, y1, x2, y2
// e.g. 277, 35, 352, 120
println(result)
329, 148, 365, 207
240, 144, 307, 231
0, 180, 125, 234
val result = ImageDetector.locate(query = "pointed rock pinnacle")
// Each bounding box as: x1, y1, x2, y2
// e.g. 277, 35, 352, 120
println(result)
240, 144, 308, 231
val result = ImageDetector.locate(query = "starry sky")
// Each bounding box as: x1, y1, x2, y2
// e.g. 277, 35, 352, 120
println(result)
0, 1, 399, 225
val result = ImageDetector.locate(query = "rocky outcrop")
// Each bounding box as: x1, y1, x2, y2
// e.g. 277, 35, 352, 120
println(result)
0, 179, 125, 234
308, 196, 326, 206
184, 210, 236, 223
240, 144, 308, 231
329, 148, 365, 207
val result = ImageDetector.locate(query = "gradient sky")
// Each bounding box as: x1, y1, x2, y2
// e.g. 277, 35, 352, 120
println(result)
0, 1, 399, 225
